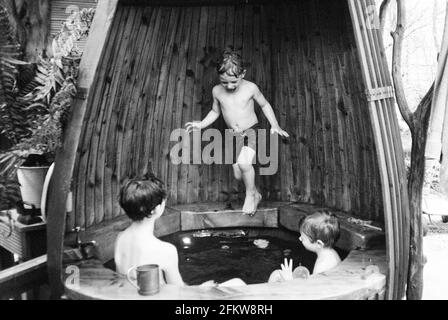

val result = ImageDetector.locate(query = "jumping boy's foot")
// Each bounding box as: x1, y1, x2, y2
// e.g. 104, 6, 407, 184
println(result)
242, 191, 262, 216
232, 164, 243, 181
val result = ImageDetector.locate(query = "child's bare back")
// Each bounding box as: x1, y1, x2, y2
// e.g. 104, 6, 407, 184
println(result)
115, 226, 179, 284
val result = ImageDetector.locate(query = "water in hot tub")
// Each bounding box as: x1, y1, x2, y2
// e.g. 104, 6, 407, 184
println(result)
159, 227, 347, 285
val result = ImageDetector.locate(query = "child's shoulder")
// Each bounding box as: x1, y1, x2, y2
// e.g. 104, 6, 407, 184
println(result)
241, 79, 259, 90
158, 239, 178, 253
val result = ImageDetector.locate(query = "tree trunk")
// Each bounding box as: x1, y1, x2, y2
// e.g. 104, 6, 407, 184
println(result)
0, 0, 50, 61
406, 86, 433, 300
442, 120, 448, 194
390, 0, 435, 300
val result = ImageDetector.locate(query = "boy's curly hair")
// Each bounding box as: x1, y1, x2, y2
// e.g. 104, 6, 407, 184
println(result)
119, 173, 167, 221
217, 49, 246, 77
299, 211, 340, 248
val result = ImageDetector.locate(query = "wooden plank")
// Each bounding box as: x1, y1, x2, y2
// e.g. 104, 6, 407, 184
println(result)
279, 3, 295, 202
0, 255, 47, 299
99, 7, 133, 224
292, 0, 307, 202
177, 8, 200, 204
149, 8, 176, 181
119, 7, 153, 182
317, 0, 338, 208
214, 5, 227, 202
46, 0, 120, 299
180, 208, 278, 230
257, 4, 272, 200
131, 8, 160, 177
288, 1, 305, 203
166, 8, 192, 204
92, 8, 146, 227
187, 6, 209, 202
102, 7, 136, 220
137, 6, 167, 177
140, 7, 173, 180
76, 6, 132, 229
310, 0, 326, 206
114, 8, 146, 217
94, 7, 138, 224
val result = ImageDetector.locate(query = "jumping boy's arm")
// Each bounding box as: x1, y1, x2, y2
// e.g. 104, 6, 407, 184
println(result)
185, 88, 220, 133
253, 85, 290, 138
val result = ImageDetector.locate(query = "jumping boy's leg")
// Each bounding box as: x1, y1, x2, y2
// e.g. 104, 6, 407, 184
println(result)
237, 146, 262, 216
232, 163, 243, 181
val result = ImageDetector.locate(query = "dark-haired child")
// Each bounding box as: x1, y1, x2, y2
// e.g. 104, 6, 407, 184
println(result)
115, 175, 245, 287
185, 50, 289, 216
268, 211, 341, 282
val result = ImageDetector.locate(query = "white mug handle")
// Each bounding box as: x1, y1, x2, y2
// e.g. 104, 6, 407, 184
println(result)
126, 266, 139, 290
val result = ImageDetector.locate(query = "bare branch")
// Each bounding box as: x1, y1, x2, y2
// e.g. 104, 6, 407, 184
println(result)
391, 0, 413, 129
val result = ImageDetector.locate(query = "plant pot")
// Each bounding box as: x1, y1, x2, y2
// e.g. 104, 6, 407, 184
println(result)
40, 163, 73, 221
17, 166, 50, 210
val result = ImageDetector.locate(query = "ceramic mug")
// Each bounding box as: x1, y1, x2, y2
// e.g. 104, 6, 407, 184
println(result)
127, 264, 160, 296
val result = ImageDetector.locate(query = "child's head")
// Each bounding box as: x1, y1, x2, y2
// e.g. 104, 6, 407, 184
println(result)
216, 50, 246, 92
119, 174, 167, 221
298, 211, 340, 252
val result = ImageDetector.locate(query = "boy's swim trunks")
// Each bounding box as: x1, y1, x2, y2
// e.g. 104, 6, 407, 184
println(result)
230, 122, 263, 164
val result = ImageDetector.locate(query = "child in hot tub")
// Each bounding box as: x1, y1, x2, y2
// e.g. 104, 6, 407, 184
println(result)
115, 174, 245, 287
268, 211, 341, 282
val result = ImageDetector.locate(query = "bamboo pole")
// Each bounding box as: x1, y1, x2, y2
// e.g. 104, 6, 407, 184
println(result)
347, 0, 405, 300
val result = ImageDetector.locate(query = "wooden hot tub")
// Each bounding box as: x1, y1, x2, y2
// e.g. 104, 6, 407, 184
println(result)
63, 202, 387, 300
48, 0, 409, 300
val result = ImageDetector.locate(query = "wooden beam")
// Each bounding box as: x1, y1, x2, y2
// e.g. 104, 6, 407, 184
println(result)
46, 0, 119, 300
0, 255, 47, 299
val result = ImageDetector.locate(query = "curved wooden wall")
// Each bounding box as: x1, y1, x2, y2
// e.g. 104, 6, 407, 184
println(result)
71, 0, 383, 231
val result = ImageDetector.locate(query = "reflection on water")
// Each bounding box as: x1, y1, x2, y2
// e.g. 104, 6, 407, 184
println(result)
104, 228, 348, 285
161, 228, 317, 285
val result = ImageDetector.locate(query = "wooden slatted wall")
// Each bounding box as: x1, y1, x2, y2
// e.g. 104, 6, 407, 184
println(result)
71, 0, 383, 231
347, 0, 410, 300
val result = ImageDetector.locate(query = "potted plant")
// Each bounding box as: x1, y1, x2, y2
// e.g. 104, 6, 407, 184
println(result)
0, 6, 95, 224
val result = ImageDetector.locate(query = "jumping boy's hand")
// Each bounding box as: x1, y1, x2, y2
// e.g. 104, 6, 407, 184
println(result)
185, 121, 202, 133
271, 126, 290, 138
279, 258, 294, 281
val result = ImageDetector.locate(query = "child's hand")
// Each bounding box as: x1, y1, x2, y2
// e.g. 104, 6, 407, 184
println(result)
279, 258, 294, 281
271, 126, 290, 138
185, 121, 202, 133
199, 280, 218, 287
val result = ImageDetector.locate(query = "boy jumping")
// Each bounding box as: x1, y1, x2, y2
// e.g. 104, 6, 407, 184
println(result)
185, 50, 289, 216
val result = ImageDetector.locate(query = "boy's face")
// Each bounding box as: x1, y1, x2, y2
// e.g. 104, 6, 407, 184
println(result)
219, 72, 245, 92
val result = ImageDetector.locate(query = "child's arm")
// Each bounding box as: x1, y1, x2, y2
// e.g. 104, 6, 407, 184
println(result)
253, 86, 290, 138
163, 244, 186, 286
185, 89, 220, 132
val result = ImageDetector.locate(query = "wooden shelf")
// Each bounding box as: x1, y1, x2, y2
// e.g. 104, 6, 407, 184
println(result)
0, 210, 46, 267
